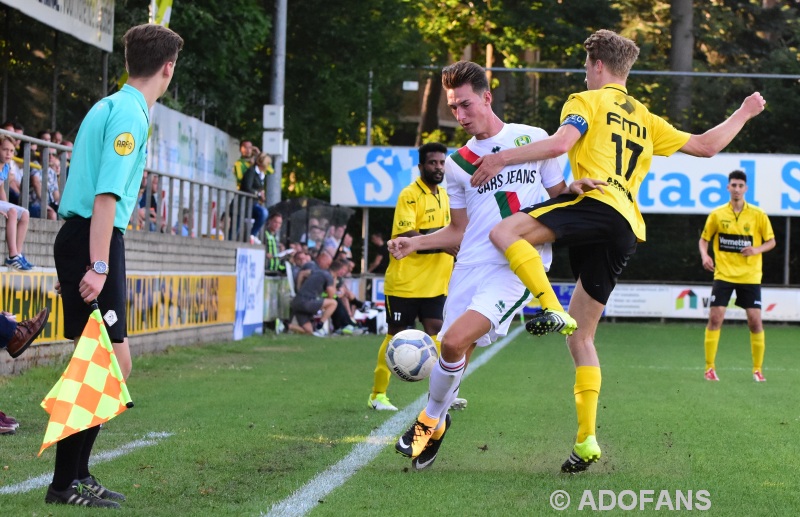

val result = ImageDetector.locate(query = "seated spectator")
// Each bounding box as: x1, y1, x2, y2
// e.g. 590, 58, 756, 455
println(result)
138, 173, 164, 232
28, 152, 58, 220
47, 152, 62, 215
338, 232, 354, 261
0, 135, 34, 270
32, 129, 51, 166
173, 207, 193, 237
289, 251, 338, 336
240, 153, 270, 244
0, 307, 50, 434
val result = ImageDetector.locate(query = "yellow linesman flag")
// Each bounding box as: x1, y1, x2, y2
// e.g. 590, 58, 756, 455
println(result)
39, 307, 133, 456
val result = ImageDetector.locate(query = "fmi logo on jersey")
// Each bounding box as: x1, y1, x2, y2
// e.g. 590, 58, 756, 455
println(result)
514, 135, 531, 147
114, 133, 136, 156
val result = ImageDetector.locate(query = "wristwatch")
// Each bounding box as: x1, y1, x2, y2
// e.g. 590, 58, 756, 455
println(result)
90, 260, 109, 275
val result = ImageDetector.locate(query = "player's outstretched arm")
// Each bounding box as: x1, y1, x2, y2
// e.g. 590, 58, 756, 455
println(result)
470, 125, 580, 187
680, 92, 766, 158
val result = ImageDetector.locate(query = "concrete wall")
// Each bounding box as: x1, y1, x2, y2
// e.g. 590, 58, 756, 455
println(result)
1, 218, 256, 376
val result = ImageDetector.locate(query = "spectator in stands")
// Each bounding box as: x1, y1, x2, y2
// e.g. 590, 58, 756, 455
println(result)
265, 211, 286, 275
52, 130, 63, 145
288, 252, 341, 336
33, 129, 52, 165
367, 232, 389, 274
173, 207, 192, 237
290, 249, 311, 288
232, 140, 259, 188
46, 152, 61, 216
338, 232, 354, 261
240, 153, 270, 244
0, 306, 50, 434
29, 152, 59, 219
324, 225, 345, 257
0, 135, 34, 270
138, 172, 163, 232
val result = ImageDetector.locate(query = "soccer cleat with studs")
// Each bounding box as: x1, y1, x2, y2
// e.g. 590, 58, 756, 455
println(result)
412, 413, 451, 471
368, 393, 398, 411
753, 370, 766, 383
395, 411, 438, 458
561, 435, 602, 474
704, 368, 720, 381
526, 308, 578, 336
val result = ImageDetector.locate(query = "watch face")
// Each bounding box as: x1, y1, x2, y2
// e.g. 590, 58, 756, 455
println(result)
94, 261, 109, 274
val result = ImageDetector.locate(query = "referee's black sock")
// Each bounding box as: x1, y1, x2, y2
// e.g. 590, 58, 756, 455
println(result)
77, 425, 101, 480
51, 429, 88, 490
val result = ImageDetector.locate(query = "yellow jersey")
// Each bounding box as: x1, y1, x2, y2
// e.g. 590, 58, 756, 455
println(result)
384, 179, 454, 298
561, 84, 690, 241
701, 202, 774, 284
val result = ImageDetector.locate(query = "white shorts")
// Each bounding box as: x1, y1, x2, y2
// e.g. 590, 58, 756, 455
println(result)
0, 200, 27, 220
440, 263, 532, 348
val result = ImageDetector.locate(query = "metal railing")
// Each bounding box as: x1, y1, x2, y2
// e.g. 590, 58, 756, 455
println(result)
0, 128, 258, 243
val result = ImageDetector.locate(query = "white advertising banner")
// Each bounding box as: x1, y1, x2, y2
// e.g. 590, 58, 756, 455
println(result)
234, 248, 265, 340
148, 104, 239, 235
148, 103, 238, 190
604, 284, 800, 322
331, 146, 800, 216
1, 0, 115, 52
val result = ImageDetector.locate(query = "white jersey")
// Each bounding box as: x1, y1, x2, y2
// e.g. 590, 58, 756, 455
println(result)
446, 123, 563, 268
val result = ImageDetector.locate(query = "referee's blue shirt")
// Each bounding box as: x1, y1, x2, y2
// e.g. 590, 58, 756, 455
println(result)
59, 84, 149, 233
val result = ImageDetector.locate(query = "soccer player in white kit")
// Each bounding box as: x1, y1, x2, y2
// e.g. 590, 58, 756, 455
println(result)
390, 61, 567, 469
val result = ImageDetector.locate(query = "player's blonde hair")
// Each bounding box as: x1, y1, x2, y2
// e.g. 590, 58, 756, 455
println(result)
584, 29, 639, 79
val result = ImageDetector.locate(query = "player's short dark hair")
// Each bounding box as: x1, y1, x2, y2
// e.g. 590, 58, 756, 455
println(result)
728, 170, 747, 183
418, 142, 447, 165
124, 24, 184, 78
442, 61, 489, 94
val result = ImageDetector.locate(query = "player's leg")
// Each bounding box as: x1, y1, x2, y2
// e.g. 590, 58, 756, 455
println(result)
368, 296, 416, 411
739, 285, 765, 382
396, 310, 489, 458
420, 295, 466, 410
561, 280, 604, 473
705, 281, 732, 380
490, 211, 564, 311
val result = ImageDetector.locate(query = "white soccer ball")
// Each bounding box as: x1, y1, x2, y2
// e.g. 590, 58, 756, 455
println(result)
385, 329, 438, 382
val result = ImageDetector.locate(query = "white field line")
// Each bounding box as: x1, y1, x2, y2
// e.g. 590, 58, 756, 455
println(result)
263, 325, 526, 517
0, 431, 173, 495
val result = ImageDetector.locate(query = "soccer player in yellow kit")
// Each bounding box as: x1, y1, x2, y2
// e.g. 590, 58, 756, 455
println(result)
699, 170, 775, 383
473, 29, 766, 473
367, 143, 456, 411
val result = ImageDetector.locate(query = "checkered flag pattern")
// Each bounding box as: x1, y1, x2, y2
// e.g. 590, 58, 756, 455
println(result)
39, 308, 133, 456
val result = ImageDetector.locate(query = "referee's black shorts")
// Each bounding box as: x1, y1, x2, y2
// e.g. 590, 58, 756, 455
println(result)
522, 195, 637, 305
54, 217, 128, 343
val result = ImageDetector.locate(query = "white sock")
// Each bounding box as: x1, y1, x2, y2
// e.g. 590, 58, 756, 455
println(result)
425, 356, 465, 420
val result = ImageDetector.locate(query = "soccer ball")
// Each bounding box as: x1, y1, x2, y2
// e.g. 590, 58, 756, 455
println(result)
385, 329, 438, 382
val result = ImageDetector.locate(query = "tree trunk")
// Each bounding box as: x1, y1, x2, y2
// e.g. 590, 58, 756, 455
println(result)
415, 74, 442, 146
669, 0, 694, 130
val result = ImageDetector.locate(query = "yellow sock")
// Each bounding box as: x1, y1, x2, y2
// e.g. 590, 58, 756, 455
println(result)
371, 335, 393, 398
751, 331, 765, 373
431, 334, 441, 356
505, 239, 563, 311
574, 366, 601, 443
704, 328, 720, 370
